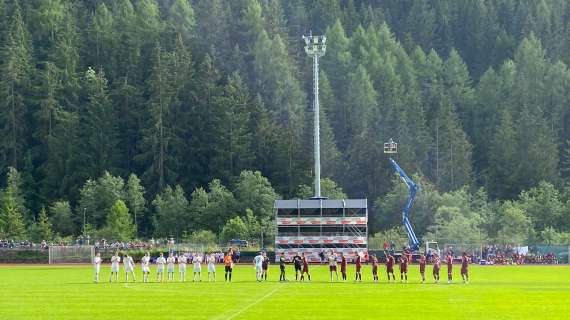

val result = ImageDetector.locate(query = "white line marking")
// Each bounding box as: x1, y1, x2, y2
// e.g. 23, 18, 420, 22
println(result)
224, 286, 281, 320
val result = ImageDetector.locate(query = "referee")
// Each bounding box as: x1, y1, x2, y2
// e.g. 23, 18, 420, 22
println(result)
292, 252, 302, 281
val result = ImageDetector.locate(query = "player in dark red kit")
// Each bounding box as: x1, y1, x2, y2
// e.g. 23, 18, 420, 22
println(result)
340, 253, 347, 282
386, 253, 395, 282
460, 252, 470, 284
300, 252, 311, 282
371, 254, 379, 282
399, 254, 408, 283
432, 254, 440, 283
419, 254, 426, 283
446, 252, 453, 283
355, 253, 362, 282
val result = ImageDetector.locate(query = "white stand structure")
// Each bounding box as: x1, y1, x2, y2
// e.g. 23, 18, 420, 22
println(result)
274, 199, 368, 262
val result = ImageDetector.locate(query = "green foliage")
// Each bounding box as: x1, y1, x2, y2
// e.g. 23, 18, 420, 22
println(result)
152, 185, 189, 238
234, 170, 279, 219
78, 172, 125, 229
189, 230, 217, 246
124, 174, 146, 235
50, 200, 74, 236
496, 201, 531, 245
2, 167, 29, 222
29, 207, 53, 242
369, 227, 408, 250
2, 0, 570, 245
103, 200, 135, 242
296, 178, 347, 200
220, 216, 248, 242
0, 193, 27, 239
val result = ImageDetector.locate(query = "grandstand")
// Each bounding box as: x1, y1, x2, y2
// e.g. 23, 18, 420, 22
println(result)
274, 199, 368, 262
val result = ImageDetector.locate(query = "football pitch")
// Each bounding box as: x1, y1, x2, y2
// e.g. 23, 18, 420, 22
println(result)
0, 264, 568, 319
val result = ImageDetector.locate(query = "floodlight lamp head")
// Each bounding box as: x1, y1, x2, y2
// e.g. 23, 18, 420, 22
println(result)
303, 34, 326, 57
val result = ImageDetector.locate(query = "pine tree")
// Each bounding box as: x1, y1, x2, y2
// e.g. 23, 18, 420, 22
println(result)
166, 0, 195, 46
3, 167, 29, 223
29, 207, 52, 242
322, 19, 352, 146
50, 200, 74, 236
124, 174, 146, 235
136, 43, 178, 194
345, 64, 377, 138
105, 200, 135, 242
79, 67, 119, 178
561, 140, 570, 182
0, 2, 33, 170
431, 97, 473, 191
210, 72, 253, 179
487, 110, 519, 199
0, 193, 26, 239
443, 49, 475, 135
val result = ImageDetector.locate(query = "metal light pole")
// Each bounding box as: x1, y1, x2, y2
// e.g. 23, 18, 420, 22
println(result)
303, 32, 326, 199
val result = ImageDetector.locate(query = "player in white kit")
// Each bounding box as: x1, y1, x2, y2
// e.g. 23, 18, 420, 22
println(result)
167, 253, 176, 281
328, 251, 339, 282
254, 252, 263, 282
193, 253, 203, 282
93, 252, 102, 283
178, 253, 188, 282
124, 254, 136, 282
156, 252, 166, 282
207, 253, 216, 282
110, 251, 121, 283
141, 252, 151, 283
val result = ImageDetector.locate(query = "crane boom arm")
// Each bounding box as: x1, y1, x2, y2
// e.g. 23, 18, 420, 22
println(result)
388, 158, 420, 250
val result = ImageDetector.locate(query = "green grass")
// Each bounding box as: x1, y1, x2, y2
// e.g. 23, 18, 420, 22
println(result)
0, 264, 569, 319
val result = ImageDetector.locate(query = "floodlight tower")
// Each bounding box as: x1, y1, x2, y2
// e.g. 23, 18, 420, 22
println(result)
303, 32, 326, 199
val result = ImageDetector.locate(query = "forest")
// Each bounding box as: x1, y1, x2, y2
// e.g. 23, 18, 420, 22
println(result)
0, 0, 569, 245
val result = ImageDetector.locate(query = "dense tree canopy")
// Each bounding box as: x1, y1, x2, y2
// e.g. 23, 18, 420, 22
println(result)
0, 0, 569, 245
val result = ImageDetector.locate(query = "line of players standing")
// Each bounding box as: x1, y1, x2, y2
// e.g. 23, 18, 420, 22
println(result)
277, 251, 470, 284
93, 248, 470, 284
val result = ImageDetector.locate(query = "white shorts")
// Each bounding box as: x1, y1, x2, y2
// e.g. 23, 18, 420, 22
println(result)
142, 266, 150, 273
208, 264, 215, 273
111, 265, 119, 273
179, 264, 186, 272
124, 266, 133, 273
95, 265, 100, 274
255, 266, 263, 272
193, 266, 201, 272
157, 266, 164, 273
168, 265, 174, 273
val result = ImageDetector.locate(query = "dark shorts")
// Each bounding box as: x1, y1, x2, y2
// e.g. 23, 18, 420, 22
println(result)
341, 266, 346, 273
280, 265, 285, 271
461, 267, 468, 274
447, 265, 453, 273
372, 266, 378, 275
302, 265, 309, 273
420, 265, 426, 273
400, 266, 407, 273
262, 265, 268, 271
329, 265, 337, 272
387, 267, 394, 273
225, 266, 232, 272
295, 265, 302, 271
433, 268, 440, 275
355, 265, 361, 272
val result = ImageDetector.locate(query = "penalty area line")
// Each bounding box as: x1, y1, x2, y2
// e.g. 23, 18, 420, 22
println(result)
222, 285, 281, 320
